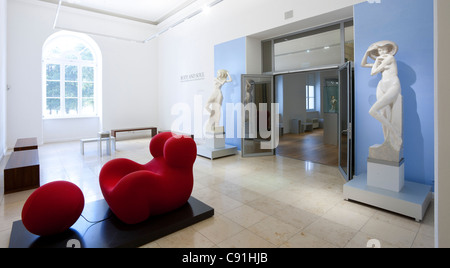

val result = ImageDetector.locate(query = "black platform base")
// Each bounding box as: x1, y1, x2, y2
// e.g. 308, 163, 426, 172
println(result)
9, 197, 214, 248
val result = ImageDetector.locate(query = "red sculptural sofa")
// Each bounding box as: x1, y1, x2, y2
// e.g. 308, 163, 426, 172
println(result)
99, 132, 197, 224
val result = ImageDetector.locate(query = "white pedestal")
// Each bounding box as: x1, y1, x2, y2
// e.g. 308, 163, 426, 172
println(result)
197, 129, 237, 160
206, 132, 225, 149
343, 174, 432, 222
367, 158, 404, 192
197, 144, 238, 160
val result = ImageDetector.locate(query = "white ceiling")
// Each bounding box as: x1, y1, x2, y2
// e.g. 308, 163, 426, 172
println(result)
40, 0, 199, 25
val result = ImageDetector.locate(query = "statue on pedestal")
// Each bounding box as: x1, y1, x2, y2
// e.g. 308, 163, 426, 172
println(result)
361, 40, 403, 162
197, 69, 238, 159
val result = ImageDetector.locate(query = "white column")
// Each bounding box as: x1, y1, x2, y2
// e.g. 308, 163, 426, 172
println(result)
435, 0, 450, 248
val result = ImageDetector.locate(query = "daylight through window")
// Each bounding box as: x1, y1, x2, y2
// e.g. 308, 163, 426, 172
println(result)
306, 85, 315, 111
43, 31, 100, 118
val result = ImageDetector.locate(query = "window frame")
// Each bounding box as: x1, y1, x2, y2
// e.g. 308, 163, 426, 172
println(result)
42, 31, 100, 119
306, 85, 315, 111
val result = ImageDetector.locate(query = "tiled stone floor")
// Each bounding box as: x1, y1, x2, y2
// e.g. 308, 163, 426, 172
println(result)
0, 138, 434, 248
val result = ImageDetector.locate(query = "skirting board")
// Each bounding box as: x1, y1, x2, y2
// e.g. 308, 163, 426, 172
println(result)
197, 144, 237, 160
343, 174, 432, 222
9, 197, 214, 248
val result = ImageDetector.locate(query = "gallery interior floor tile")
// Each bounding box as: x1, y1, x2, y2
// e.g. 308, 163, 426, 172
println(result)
0, 138, 435, 248
277, 130, 339, 167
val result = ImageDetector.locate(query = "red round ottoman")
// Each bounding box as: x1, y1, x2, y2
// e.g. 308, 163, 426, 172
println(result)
21, 181, 85, 236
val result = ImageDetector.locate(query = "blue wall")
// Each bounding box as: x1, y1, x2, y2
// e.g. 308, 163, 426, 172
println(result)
214, 37, 247, 150
354, 0, 434, 187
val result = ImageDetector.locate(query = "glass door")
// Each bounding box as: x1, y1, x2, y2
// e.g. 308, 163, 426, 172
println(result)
338, 62, 354, 181
241, 74, 276, 157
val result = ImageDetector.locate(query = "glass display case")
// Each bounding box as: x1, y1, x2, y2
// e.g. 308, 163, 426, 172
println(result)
325, 78, 339, 113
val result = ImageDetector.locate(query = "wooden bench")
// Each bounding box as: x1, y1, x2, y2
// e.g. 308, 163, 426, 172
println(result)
4, 149, 40, 194
111, 127, 158, 139
14, 137, 38, 152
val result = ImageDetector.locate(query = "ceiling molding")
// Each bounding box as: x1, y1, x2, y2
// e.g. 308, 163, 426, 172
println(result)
143, 0, 224, 43
40, 0, 199, 25
44, 0, 224, 43
155, 0, 198, 24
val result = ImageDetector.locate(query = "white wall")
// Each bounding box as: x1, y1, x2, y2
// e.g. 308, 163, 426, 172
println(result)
435, 0, 450, 248
6, 0, 158, 146
0, 0, 6, 158
246, 37, 262, 74
99, 34, 158, 133
43, 118, 101, 143
156, 0, 364, 132
283, 73, 306, 133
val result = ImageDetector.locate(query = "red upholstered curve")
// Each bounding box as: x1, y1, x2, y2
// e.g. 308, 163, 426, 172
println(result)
164, 135, 197, 168
21, 181, 85, 236
149, 131, 173, 158
99, 133, 197, 225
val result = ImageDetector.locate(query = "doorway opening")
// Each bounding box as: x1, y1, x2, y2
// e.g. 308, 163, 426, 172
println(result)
257, 19, 354, 171
275, 69, 339, 166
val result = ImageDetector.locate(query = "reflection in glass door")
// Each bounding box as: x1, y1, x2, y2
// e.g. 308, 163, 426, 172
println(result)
241, 75, 276, 157
338, 62, 354, 181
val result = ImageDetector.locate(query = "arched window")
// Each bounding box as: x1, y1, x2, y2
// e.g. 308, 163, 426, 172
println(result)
42, 31, 101, 118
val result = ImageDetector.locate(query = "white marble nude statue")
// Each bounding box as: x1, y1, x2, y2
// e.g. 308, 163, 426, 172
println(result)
205, 69, 232, 133
361, 40, 403, 155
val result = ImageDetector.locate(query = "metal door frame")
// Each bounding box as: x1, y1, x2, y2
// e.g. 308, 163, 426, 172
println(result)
338, 61, 355, 181
241, 74, 275, 157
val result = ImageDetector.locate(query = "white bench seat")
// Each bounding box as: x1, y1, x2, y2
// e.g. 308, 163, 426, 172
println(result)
80, 136, 115, 155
